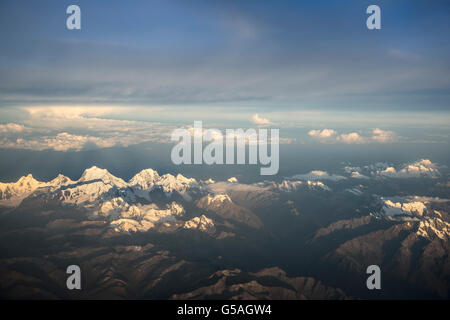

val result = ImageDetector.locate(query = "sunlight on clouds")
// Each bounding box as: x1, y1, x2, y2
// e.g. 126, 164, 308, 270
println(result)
251, 114, 271, 126
308, 129, 337, 139
13, 132, 116, 151
308, 128, 399, 144
0, 106, 176, 151
371, 128, 398, 143
338, 132, 365, 144
0, 123, 29, 133
0, 106, 296, 151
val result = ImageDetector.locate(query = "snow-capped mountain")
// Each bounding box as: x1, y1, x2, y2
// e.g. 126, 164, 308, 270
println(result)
0, 166, 199, 207
130, 169, 197, 194
274, 179, 330, 192
0, 167, 203, 234
0, 163, 449, 300
0, 167, 268, 235
183, 215, 215, 234
0, 173, 74, 207
196, 194, 263, 229
0, 174, 43, 207
79, 166, 128, 187
108, 201, 185, 233
1, 166, 447, 242
376, 197, 427, 218
370, 196, 450, 240
416, 216, 450, 240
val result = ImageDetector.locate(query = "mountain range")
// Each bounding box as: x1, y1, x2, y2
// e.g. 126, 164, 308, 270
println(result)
0, 165, 448, 299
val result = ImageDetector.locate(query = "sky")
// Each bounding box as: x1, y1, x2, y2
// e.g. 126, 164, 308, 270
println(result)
0, 0, 449, 112
0, 0, 449, 160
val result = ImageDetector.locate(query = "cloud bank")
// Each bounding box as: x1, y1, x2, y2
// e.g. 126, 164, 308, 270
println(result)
308, 128, 398, 144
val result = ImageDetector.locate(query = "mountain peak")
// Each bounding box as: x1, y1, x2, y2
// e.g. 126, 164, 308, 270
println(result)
18, 174, 37, 183
206, 194, 232, 205
79, 166, 127, 187
129, 169, 160, 189
80, 166, 108, 179
49, 174, 74, 186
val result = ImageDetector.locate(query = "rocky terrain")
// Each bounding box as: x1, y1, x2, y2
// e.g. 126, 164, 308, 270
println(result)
0, 162, 448, 299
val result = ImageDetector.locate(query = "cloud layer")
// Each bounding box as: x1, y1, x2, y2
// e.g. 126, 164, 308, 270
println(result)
308, 128, 398, 144
0, 107, 175, 151
1, 2, 449, 111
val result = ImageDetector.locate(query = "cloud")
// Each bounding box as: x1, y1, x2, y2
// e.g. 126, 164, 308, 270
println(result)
371, 128, 398, 143
338, 132, 365, 144
0, 107, 177, 151
308, 129, 365, 144
251, 114, 271, 126
0, 107, 297, 152
308, 128, 399, 144
1, 1, 449, 111
10, 133, 117, 152
0, 123, 28, 133
308, 129, 337, 139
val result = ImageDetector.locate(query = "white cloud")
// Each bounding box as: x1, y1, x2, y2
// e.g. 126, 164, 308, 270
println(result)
251, 114, 271, 126
308, 128, 398, 144
10, 133, 117, 152
371, 128, 397, 143
308, 129, 337, 139
0, 108, 294, 151
0, 107, 177, 151
0, 123, 29, 133
338, 132, 365, 144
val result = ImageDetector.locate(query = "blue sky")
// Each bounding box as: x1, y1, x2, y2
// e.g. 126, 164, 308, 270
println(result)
0, 0, 449, 114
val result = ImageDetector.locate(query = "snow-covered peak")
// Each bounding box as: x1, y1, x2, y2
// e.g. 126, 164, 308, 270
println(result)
416, 217, 450, 240
1, 173, 37, 190
290, 171, 346, 182
49, 174, 74, 187
108, 201, 186, 233
306, 180, 330, 191
184, 215, 215, 233
17, 173, 36, 182
156, 173, 197, 193
1, 167, 200, 208
205, 194, 232, 205
378, 159, 440, 178
9, 174, 43, 192
79, 166, 127, 187
277, 180, 302, 192
273, 179, 330, 192
129, 169, 160, 189
0, 174, 46, 206
380, 198, 427, 218
128, 170, 197, 195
